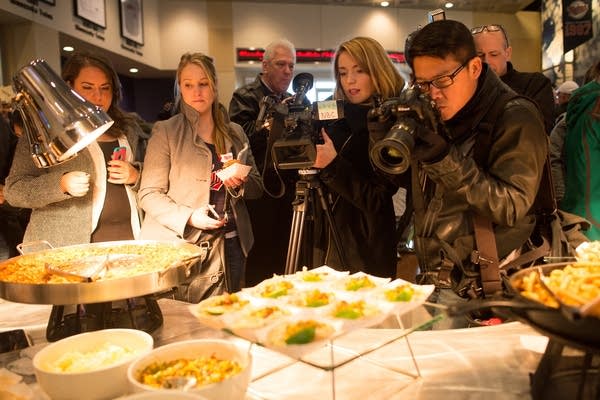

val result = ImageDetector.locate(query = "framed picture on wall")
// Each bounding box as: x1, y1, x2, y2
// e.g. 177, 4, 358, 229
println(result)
74, 0, 106, 29
119, 0, 144, 46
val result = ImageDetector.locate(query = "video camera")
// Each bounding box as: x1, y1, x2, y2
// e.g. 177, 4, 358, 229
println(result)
368, 86, 445, 174
256, 73, 343, 170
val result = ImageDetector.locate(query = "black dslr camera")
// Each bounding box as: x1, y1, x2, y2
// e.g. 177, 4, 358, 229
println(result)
368, 86, 445, 174
256, 73, 343, 170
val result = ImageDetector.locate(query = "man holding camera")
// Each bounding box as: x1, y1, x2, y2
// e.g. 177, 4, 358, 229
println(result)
403, 20, 547, 328
228, 39, 302, 286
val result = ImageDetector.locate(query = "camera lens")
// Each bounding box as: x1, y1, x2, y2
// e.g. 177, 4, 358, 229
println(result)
370, 119, 416, 174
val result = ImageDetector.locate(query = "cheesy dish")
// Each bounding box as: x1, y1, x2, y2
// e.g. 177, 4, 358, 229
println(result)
0, 243, 199, 284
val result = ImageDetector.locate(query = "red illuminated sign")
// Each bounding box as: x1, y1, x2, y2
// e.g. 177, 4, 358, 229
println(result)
236, 48, 405, 63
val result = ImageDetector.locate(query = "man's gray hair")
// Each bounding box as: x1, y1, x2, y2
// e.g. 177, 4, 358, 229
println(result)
263, 38, 296, 62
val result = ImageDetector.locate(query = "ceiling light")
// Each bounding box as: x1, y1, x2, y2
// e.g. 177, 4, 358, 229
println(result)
444, 2, 454, 8
63, 46, 74, 52
129, 67, 139, 73
380, 1, 390, 7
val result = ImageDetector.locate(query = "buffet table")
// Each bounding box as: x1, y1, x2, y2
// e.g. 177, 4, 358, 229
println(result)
0, 298, 552, 400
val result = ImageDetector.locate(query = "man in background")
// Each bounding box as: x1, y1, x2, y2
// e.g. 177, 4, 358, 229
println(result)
228, 38, 299, 286
554, 80, 579, 121
472, 24, 555, 134
562, 71, 600, 240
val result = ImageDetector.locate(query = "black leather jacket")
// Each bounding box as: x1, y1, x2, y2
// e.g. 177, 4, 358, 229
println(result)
317, 102, 409, 279
501, 62, 555, 135
414, 65, 547, 294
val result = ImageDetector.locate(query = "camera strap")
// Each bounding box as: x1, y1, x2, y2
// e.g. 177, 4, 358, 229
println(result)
471, 213, 502, 296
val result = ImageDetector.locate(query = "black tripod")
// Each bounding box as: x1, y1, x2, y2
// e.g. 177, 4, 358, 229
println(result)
284, 168, 347, 275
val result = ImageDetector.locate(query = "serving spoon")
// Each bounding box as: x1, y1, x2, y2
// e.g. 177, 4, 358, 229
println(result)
162, 376, 198, 391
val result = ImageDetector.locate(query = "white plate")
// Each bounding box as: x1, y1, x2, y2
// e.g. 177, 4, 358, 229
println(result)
216, 163, 252, 181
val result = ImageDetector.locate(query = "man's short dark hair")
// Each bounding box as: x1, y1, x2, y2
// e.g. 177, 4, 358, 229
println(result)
406, 20, 477, 70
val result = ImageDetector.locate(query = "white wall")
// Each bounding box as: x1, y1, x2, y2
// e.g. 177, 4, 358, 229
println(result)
158, 0, 209, 70
0, 0, 543, 105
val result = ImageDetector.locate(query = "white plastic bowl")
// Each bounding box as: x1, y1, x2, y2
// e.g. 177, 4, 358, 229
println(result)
127, 339, 252, 400
33, 329, 154, 400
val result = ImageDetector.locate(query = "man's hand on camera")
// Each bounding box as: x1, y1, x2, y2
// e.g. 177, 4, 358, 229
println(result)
314, 130, 337, 169
412, 126, 449, 163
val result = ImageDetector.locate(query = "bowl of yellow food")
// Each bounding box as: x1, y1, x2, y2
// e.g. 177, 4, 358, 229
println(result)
33, 329, 154, 400
127, 339, 252, 400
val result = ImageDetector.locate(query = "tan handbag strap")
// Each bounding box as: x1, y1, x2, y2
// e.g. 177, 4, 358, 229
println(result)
472, 213, 502, 296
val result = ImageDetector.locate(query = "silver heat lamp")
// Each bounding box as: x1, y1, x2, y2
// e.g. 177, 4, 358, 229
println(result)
12, 59, 114, 168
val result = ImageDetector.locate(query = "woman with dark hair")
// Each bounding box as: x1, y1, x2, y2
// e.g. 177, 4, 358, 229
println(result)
5, 50, 145, 246
138, 53, 262, 301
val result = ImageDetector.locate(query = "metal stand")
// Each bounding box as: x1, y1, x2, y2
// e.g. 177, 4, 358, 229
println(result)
284, 168, 347, 275
246, 311, 425, 400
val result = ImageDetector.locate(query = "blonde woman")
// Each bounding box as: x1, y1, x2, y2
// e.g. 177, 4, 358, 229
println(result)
139, 53, 262, 302
312, 36, 409, 279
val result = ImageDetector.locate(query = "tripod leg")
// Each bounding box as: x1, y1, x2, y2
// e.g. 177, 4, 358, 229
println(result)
285, 196, 308, 275
316, 185, 348, 268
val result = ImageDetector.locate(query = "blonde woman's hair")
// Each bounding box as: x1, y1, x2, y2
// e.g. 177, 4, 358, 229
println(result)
333, 37, 405, 102
174, 52, 232, 154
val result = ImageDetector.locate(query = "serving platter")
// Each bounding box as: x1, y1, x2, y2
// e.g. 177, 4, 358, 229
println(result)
190, 266, 435, 359
0, 240, 204, 305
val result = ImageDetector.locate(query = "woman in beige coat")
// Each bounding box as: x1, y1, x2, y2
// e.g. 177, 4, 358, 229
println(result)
138, 53, 262, 302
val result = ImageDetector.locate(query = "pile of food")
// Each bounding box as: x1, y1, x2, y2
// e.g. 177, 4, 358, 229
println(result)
516, 241, 600, 317
137, 355, 242, 389
517, 263, 600, 314
44, 342, 141, 373
0, 242, 200, 284
189, 266, 434, 357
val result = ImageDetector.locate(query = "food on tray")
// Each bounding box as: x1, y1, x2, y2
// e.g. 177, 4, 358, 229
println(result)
259, 279, 294, 298
299, 270, 325, 282
331, 300, 380, 320
136, 355, 242, 389
576, 241, 600, 262
294, 267, 331, 282
343, 275, 377, 291
195, 293, 249, 316
384, 284, 416, 302
268, 319, 335, 345
517, 263, 600, 315
0, 243, 199, 284
43, 342, 141, 373
289, 289, 334, 308
231, 305, 290, 329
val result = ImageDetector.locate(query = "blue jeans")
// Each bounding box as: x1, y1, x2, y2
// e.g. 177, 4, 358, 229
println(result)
225, 236, 245, 292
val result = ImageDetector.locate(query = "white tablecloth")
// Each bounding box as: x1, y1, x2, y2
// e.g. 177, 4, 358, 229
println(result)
0, 298, 547, 399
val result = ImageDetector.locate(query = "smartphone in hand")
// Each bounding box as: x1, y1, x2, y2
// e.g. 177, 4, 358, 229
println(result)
111, 146, 127, 161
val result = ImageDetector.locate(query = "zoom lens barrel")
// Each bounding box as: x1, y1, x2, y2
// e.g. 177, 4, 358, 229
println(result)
369, 118, 417, 174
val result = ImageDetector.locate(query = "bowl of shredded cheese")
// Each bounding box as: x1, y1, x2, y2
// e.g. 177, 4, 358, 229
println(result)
127, 339, 252, 400
33, 329, 153, 400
